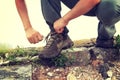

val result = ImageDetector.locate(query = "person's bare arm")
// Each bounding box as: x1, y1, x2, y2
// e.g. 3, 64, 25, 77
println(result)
63, 0, 100, 22
15, 0, 43, 44
15, 0, 32, 30
54, 0, 100, 33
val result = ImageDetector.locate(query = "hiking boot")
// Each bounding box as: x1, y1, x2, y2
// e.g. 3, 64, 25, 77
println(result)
96, 38, 114, 48
38, 32, 74, 59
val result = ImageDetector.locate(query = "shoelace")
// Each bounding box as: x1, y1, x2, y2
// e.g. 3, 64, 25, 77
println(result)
44, 32, 58, 49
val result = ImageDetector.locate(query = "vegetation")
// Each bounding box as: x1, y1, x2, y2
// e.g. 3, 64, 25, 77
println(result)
51, 54, 68, 67
0, 35, 120, 66
0, 44, 75, 67
0, 45, 39, 63
115, 34, 120, 48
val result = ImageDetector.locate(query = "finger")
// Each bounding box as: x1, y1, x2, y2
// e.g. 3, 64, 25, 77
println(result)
33, 35, 43, 44
34, 37, 39, 44
37, 34, 44, 41
56, 28, 64, 33
28, 38, 34, 44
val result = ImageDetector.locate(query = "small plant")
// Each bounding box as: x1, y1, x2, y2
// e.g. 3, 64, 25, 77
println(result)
6, 54, 16, 61
13, 46, 25, 57
51, 54, 68, 67
115, 34, 120, 48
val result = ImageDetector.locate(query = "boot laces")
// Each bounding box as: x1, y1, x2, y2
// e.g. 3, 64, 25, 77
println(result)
44, 32, 58, 49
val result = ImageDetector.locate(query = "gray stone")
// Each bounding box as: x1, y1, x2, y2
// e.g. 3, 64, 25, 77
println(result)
89, 47, 120, 62
0, 64, 32, 80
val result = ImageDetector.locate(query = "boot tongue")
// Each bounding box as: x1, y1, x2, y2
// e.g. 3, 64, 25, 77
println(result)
44, 32, 58, 49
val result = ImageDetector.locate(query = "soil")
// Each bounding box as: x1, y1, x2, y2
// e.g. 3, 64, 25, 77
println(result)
31, 58, 120, 80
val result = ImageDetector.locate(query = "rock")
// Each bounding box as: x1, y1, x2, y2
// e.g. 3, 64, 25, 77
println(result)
5, 53, 9, 58
73, 38, 96, 47
111, 76, 117, 80
89, 47, 119, 62
62, 47, 91, 66
47, 72, 53, 77
62, 47, 88, 53
31, 56, 38, 61
107, 70, 113, 78
0, 56, 4, 65
67, 71, 77, 80
0, 64, 31, 79
15, 57, 29, 61
1, 38, 120, 80
0, 60, 10, 66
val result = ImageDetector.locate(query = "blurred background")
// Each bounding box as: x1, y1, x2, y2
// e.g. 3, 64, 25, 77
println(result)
0, 0, 120, 48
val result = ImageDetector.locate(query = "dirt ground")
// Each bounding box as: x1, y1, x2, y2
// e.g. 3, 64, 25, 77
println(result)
31, 59, 120, 80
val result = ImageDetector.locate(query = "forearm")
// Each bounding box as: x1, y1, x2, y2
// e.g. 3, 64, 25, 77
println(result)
15, 0, 32, 31
63, 0, 100, 22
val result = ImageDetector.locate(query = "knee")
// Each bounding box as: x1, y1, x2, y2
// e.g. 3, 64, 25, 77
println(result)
97, 0, 119, 25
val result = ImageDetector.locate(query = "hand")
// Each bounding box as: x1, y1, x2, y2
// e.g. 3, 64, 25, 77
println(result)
25, 28, 43, 44
54, 18, 68, 33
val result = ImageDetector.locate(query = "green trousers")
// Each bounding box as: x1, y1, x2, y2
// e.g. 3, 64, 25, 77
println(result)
41, 0, 120, 40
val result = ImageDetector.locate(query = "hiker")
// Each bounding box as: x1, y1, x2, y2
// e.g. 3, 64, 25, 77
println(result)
15, 0, 120, 58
